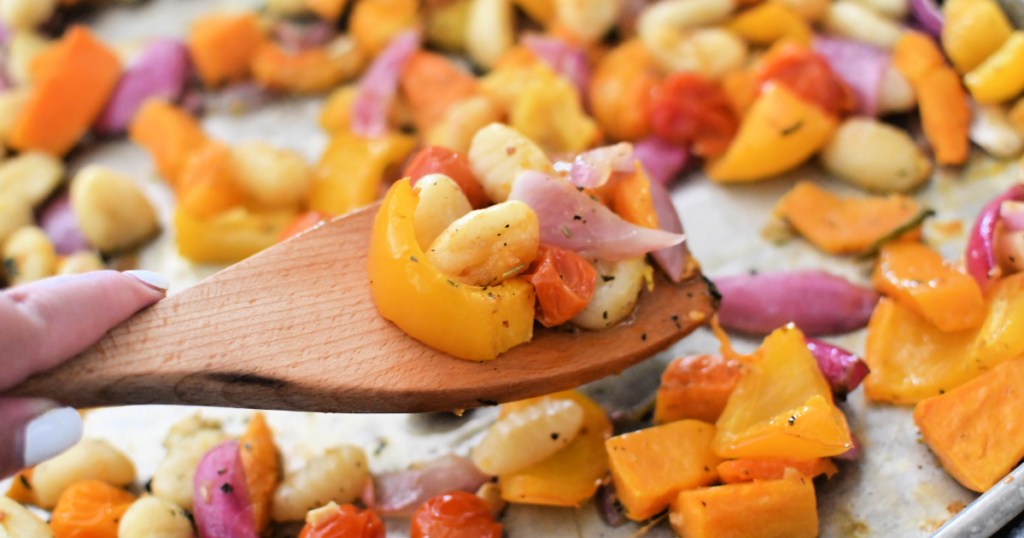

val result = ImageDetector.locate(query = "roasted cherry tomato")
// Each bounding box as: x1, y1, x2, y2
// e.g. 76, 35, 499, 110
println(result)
403, 146, 490, 208
648, 73, 739, 158
754, 44, 856, 117
525, 245, 598, 327
278, 210, 329, 242
299, 503, 385, 538
410, 491, 502, 538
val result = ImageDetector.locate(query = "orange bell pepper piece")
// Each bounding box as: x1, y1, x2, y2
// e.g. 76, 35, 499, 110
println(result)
872, 242, 985, 332
8, 26, 121, 156
611, 162, 660, 230
240, 413, 280, 533
129, 100, 209, 186
187, 12, 266, 87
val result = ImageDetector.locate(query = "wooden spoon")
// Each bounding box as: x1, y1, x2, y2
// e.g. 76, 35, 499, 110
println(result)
7, 203, 717, 413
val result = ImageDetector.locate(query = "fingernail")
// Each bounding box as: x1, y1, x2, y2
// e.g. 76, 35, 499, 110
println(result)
23, 407, 82, 467
123, 270, 169, 293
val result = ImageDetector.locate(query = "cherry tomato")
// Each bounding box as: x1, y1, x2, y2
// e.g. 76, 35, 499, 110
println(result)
403, 146, 490, 208
648, 73, 738, 158
278, 210, 329, 242
411, 491, 502, 538
525, 245, 598, 327
298, 503, 385, 538
754, 44, 856, 117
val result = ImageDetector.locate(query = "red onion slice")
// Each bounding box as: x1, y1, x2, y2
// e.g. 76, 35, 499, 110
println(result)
272, 19, 336, 51
363, 455, 489, 518
910, 0, 944, 38
564, 142, 634, 188
805, 338, 870, 400
1001, 200, 1024, 232
648, 179, 691, 282
509, 171, 685, 260
38, 192, 90, 255
812, 36, 889, 116
193, 441, 257, 538
633, 136, 690, 187
596, 482, 627, 527
351, 30, 420, 138
966, 184, 1024, 289
522, 34, 591, 100
714, 270, 880, 336
94, 39, 190, 135
833, 432, 862, 461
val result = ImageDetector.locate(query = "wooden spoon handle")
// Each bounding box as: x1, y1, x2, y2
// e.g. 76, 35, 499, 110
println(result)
7, 205, 385, 412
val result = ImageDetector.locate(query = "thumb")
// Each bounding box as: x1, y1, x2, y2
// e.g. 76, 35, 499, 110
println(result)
0, 270, 167, 391
0, 398, 82, 479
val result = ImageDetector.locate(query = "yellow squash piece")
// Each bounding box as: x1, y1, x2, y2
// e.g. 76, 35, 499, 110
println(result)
499, 391, 612, 507
727, 3, 812, 46
606, 420, 721, 521
713, 326, 853, 459
865, 273, 1024, 404
368, 179, 535, 360
670, 471, 818, 538
915, 357, 1024, 492
776, 181, 922, 255
965, 32, 1024, 104
872, 242, 985, 332
175, 207, 296, 264
309, 131, 417, 216
942, 0, 1013, 73
708, 84, 837, 182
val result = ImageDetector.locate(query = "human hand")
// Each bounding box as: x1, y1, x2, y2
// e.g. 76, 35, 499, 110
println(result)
0, 270, 167, 478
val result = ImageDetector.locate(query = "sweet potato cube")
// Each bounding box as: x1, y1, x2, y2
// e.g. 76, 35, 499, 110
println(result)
606, 419, 721, 521
187, 13, 265, 87
914, 357, 1024, 492
670, 473, 818, 538
8, 26, 121, 156
129, 100, 209, 185
716, 458, 837, 484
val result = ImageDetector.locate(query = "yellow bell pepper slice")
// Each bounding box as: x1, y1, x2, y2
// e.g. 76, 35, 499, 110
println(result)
499, 391, 612, 507
727, 3, 812, 46
865, 273, 1024, 404
713, 326, 853, 459
942, 0, 1012, 74
965, 32, 1024, 104
707, 84, 837, 183
368, 179, 536, 360
872, 242, 985, 332
309, 131, 416, 216
175, 206, 296, 263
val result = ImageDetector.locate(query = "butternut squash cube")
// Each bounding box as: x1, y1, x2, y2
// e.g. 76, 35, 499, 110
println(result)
915, 357, 1024, 492
670, 472, 818, 538
606, 420, 721, 521
713, 326, 853, 459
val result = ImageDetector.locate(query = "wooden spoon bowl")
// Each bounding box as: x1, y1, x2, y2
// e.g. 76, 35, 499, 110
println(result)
8, 203, 717, 413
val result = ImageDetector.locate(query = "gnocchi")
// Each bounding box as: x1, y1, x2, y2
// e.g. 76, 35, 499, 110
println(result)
3, 226, 57, 286
465, 0, 515, 69
820, 117, 932, 193
468, 123, 553, 203
572, 257, 649, 330
414, 174, 474, 249
117, 496, 196, 538
0, 195, 32, 248
151, 416, 227, 510
70, 166, 159, 253
0, 152, 64, 209
823, 0, 904, 49
30, 438, 135, 509
471, 398, 585, 475
272, 445, 370, 522
427, 200, 540, 286
229, 141, 314, 210
0, 496, 53, 537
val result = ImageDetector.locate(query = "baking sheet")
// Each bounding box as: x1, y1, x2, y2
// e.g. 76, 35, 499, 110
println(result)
10, 1, 1023, 535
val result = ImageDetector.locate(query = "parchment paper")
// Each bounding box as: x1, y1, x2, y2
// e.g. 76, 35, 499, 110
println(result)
12, 1, 1021, 535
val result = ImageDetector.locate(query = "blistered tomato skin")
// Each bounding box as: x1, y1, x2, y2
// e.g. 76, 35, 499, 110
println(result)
299, 504, 385, 538
368, 179, 536, 360
411, 492, 502, 538
648, 73, 738, 158
404, 146, 490, 208
754, 44, 856, 117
